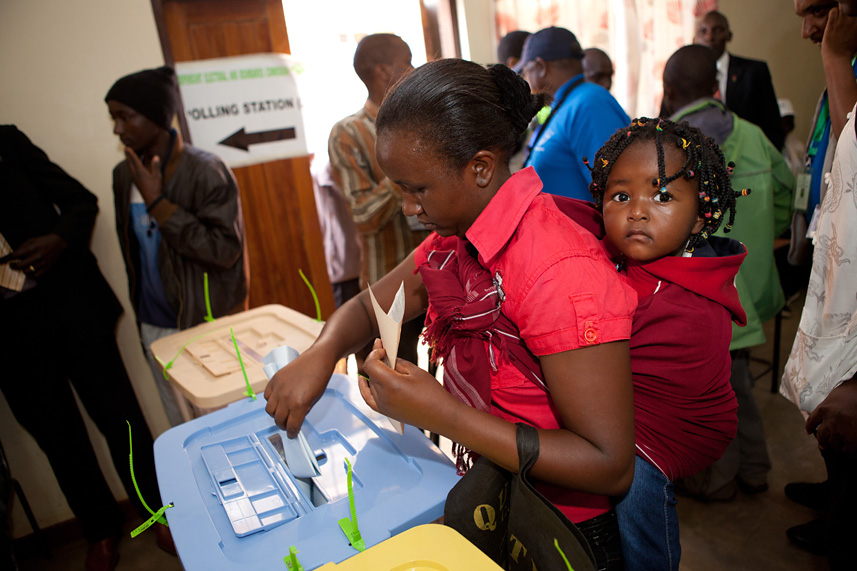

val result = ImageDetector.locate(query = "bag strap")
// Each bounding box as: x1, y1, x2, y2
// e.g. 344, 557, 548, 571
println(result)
514, 423, 599, 570
516, 423, 540, 474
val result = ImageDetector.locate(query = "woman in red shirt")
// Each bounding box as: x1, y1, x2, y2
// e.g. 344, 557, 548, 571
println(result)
265, 59, 637, 569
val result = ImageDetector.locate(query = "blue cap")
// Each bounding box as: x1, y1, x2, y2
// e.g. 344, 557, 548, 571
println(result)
514, 27, 584, 72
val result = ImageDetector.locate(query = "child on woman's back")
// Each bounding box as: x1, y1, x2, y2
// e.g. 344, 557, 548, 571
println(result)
585, 117, 749, 571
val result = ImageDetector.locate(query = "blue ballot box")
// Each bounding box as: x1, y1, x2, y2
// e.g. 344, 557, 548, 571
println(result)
154, 373, 460, 570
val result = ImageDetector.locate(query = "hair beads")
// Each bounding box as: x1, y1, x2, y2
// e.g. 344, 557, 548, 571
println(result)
586, 117, 746, 251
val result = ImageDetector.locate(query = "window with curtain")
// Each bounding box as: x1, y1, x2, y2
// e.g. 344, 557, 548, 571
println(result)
494, 0, 719, 117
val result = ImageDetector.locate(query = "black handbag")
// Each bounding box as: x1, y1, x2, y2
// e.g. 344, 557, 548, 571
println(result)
444, 423, 597, 571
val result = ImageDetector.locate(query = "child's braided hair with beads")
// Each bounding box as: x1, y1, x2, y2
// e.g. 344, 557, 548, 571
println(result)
585, 117, 748, 252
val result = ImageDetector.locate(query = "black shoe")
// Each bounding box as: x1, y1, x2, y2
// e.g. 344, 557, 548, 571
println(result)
786, 517, 828, 555
784, 481, 829, 511
85, 536, 120, 571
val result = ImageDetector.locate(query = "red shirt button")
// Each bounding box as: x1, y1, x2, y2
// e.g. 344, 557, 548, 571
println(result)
584, 328, 597, 343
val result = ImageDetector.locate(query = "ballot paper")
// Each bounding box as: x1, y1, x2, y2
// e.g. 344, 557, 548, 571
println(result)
367, 281, 406, 433
262, 345, 321, 478
267, 432, 321, 479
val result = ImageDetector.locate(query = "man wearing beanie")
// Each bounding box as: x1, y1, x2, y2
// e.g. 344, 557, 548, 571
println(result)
517, 26, 629, 201
106, 66, 249, 427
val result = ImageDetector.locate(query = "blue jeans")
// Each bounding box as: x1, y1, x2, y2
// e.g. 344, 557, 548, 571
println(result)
614, 455, 680, 570
139, 322, 185, 426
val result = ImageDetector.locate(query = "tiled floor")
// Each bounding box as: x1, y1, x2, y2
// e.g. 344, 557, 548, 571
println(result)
14, 296, 830, 570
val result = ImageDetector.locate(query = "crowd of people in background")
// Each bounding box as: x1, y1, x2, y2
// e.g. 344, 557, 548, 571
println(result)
3, 1, 856, 570
290, 2, 857, 569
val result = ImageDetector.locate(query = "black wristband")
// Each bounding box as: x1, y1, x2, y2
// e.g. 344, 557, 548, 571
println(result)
146, 194, 166, 213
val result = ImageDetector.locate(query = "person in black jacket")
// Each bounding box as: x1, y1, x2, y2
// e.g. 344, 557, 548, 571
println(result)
0, 125, 171, 570
106, 66, 249, 426
695, 10, 786, 150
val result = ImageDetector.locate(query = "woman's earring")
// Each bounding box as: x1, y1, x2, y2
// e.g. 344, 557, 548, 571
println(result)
473, 161, 491, 187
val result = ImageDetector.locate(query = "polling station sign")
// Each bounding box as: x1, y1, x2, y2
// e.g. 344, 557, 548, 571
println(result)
176, 54, 308, 168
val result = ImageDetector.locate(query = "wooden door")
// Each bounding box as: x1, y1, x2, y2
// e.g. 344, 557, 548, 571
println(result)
420, 0, 461, 60
152, 0, 335, 320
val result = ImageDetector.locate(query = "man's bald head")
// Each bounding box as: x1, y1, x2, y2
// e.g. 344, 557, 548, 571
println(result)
695, 11, 732, 59
663, 45, 718, 115
353, 34, 411, 85
582, 47, 614, 90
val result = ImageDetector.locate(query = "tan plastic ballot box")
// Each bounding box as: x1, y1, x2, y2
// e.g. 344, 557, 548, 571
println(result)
150, 304, 323, 411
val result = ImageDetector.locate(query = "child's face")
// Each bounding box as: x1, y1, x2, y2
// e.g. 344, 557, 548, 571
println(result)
602, 139, 705, 262
376, 128, 485, 239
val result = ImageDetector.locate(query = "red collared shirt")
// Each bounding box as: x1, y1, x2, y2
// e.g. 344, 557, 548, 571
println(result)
416, 167, 636, 523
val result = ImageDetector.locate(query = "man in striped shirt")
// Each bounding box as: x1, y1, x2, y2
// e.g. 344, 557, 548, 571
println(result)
328, 33, 429, 365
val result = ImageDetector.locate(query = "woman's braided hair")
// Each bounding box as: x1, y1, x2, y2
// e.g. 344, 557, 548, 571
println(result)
585, 117, 748, 252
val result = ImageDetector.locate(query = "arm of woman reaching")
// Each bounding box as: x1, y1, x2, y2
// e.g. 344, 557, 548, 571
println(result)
264, 252, 428, 438
360, 338, 636, 496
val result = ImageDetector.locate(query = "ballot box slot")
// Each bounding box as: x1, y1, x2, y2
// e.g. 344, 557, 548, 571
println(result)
264, 431, 331, 508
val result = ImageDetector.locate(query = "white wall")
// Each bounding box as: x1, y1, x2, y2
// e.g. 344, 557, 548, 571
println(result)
458, 0, 496, 64
0, 0, 169, 536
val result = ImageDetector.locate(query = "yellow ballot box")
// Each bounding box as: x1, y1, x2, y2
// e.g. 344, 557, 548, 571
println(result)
315, 524, 503, 570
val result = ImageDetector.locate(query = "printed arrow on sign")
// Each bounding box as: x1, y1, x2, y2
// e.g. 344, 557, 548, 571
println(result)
218, 127, 297, 151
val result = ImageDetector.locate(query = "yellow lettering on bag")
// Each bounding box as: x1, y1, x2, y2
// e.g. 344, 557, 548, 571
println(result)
509, 534, 528, 563
473, 504, 497, 530
498, 485, 508, 510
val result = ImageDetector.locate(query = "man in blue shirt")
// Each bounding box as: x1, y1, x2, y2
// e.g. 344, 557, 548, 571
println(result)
516, 27, 630, 201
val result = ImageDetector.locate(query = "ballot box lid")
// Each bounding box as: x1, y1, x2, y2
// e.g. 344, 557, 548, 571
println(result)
150, 304, 324, 409
154, 373, 460, 571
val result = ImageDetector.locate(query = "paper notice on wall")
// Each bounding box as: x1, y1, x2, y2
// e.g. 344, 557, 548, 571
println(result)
367, 281, 406, 433
175, 53, 308, 168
